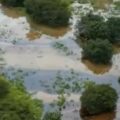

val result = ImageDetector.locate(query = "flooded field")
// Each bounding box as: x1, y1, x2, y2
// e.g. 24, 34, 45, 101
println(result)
0, 0, 120, 120
90, 0, 113, 9
1, 6, 70, 38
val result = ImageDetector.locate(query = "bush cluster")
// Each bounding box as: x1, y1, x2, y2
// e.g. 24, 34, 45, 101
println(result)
24, 0, 71, 27
0, 0, 71, 27
43, 111, 61, 120
80, 83, 118, 116
78, 13, 120, 43
0, 0, 24, 7
77, 13, 120, 64
82, 39, 113, 64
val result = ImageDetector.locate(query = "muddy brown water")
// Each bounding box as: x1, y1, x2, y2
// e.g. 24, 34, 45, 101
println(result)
82, 60, 112, 74
82, 112, 116, 120
90, 0, 113, 9
1, 6, 70, 39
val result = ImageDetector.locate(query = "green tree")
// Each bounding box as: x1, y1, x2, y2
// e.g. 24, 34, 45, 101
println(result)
0, 0, 24, 7
82, 39, 113, 64
78, 13, 120, 44
80, 83, 118, 116
24, 0, 71, 27
43, 111, 61, 120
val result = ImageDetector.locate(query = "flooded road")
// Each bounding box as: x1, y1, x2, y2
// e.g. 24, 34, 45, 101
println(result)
0, 0, 120, 120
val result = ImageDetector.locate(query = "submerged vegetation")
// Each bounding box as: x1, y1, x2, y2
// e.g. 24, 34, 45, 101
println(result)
0, 0, 71, 27
82, 39, 113, 64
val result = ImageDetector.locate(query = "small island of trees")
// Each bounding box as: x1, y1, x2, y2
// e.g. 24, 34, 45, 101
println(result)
0, 0, 71, 27
80, 83, 118, 117
0, 76, 43, 120
77, 13, 120, 64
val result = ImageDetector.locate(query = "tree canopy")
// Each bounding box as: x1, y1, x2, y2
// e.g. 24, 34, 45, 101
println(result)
24, 0, 71, 27
82, 39, 113, 64
81, 83, 118, 116
0, 76, 43, 120
0, 0, 24, 6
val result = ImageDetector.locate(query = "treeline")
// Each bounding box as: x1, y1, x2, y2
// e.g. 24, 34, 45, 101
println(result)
0, 76, 43, 120
0, 0, 72, 27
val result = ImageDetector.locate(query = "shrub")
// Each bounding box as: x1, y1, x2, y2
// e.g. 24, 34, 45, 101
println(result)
24, 0, 71, 27
80, 83, 118, 116
82, 39, 113, 64
43, 111, 61, 120
0, 0, 24, 7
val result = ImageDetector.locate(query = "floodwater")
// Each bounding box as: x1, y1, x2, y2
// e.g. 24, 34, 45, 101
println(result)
82, 60, 111, 74
1, 6, 70, 38
0, 0, 120, 120
90, 0, 113, 9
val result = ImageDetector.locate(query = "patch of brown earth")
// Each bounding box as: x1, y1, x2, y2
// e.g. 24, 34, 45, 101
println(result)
82, 60, 111, 74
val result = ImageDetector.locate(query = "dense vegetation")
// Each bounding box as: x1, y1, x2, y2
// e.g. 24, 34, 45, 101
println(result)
0, 0, 24, 6
77, 13, 120, 64
0, 76, 43, 120
0, 0, 120, 119
24, 0, 71, 27
82, 39, 113, 64
78, 13, 120, 42
43, 111, 61, 120
80, 83, 118, 116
